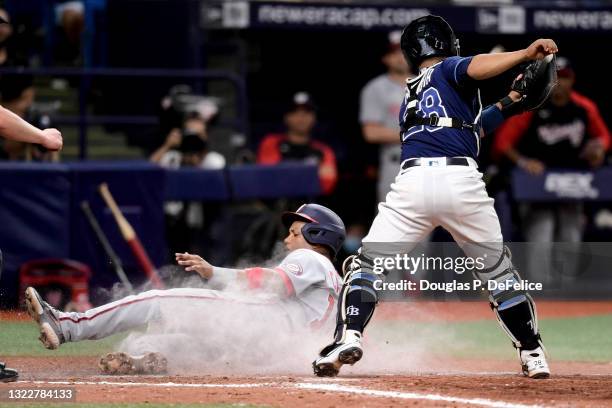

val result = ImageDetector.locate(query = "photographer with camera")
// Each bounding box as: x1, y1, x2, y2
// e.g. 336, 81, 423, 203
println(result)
150, 112, 225, 170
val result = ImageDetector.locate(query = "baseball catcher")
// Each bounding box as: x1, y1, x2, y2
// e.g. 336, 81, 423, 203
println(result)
25, 204, 345, 374
314, 15, 557, 379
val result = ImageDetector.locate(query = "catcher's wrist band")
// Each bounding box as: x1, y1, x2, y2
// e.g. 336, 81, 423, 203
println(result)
499, 95, 524, 119
481, 105, 505, 135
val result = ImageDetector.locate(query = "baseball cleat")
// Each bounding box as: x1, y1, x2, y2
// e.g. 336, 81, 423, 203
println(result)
24, 287, 65, 350
519, 346, 550, 379
0, 362, 18, 383
313, 330, 363, 377
99, 352, 168, 375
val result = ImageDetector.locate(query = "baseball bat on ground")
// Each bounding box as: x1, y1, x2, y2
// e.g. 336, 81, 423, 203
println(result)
98, 183, 165, 289
81, 200, 134, 292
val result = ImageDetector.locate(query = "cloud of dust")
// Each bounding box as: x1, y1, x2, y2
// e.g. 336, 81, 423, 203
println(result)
103, 243, 474, 376
109, 242, 328, 375
347, 304, 469, 376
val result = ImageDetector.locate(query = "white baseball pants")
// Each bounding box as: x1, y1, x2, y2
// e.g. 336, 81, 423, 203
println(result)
363, 157, 505, 268
57, 288, 279, 342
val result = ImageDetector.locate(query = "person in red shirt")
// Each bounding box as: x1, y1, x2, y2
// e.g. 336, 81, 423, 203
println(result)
494, 57, 610, 173
257, 92, 338, 195
493, 57, 611, 281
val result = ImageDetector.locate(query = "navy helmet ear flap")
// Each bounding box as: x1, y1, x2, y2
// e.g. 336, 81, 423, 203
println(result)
302, 223, 346, 258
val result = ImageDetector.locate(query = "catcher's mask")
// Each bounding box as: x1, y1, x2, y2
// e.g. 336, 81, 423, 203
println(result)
401, 15, 460, 68
282, 204, 346, 258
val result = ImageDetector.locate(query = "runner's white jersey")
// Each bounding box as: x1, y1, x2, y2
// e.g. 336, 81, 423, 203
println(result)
275, 248, 341, 327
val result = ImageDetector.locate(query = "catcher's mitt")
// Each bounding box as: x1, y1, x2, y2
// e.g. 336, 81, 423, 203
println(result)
511, 54, 558, 111
499, 54, 558, 118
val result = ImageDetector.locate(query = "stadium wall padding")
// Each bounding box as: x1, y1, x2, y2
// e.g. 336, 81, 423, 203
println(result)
0, 163, 72, 306
0, 162, 320, 307
0, 162, 166, 306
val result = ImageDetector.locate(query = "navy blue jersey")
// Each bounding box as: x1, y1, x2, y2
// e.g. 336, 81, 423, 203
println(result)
399, 56, 482, 161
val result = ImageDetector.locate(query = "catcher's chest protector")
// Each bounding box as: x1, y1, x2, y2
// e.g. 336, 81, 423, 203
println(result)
400, 64, 479, 136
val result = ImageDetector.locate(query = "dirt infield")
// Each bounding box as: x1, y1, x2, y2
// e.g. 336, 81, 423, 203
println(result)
2, 356, 612, 407
3, 302, 612, 407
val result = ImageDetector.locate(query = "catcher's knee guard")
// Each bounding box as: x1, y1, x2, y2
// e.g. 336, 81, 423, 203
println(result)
475, 246, 541, 350
333, 253, 381, 343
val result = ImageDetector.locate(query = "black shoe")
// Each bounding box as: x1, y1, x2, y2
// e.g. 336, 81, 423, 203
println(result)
0, 362, 18, 382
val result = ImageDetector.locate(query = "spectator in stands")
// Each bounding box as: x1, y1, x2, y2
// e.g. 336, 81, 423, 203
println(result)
153, 84, 221, 154
257, 92, 337, 195
360, 31, 412, 202
494, 57, 610, 176
493, 57, 611, 280
150, 112, 225, 170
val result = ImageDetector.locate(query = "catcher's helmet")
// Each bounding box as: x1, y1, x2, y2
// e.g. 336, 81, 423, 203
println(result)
400, 15, 459, 68
282, 204, 346, 257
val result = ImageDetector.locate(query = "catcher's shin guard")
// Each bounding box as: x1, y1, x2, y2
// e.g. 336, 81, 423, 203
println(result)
333, 253, 380, 343
475, 247, 542, 351
314, 253, 379, 377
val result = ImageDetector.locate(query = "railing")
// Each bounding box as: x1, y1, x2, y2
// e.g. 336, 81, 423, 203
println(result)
0, 67, 249, 159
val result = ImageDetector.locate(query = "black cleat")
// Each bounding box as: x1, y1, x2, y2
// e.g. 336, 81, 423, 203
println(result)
0, 362, 18, 383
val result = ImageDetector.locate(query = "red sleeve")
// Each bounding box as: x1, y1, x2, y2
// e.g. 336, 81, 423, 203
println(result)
246, 266, 295, 297
571, 92, 611, 151
312, 141, 338, 195
492, 112, 534, 161
257, 134, 283, 164
244, 267, 264, 290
